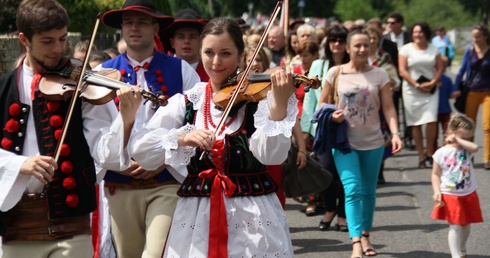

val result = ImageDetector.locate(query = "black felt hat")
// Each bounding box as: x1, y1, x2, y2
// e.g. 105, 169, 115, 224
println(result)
102, 0, 174, 31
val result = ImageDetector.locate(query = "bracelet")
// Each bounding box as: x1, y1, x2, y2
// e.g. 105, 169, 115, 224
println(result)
392, 131, 401, 136
298, 149, 308, 155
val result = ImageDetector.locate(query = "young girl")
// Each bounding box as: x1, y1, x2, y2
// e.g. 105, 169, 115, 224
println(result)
431, 114, 484, 258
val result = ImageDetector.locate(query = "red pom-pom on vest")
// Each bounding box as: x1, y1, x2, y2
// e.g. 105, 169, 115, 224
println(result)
60, 143, 71, 157
63, 177, 77, 190
61, 161, 73, 174
65, 194, 79, 208
54, 129, 63, 141
9, 103, 21, 117
50, 115, 64, 127
1, 138, 13, 150
160, 85, 168, 93
120, 69, 126, 76
46, 101, 60, 112
157, 76, 164, 84
5, 119, 20, 133
155, 69, 162, 76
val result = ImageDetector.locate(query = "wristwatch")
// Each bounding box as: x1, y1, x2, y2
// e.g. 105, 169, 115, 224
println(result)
415, 83, 420, 88
392, 131, 402, 136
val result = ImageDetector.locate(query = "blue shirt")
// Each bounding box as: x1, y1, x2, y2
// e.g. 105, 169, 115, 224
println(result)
438, 74, 455, 114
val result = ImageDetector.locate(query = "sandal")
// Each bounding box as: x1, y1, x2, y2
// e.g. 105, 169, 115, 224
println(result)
361, 234, 377, 256
418, 160, 426, 169
351, 240, 362, 258
425, 156, 433, 167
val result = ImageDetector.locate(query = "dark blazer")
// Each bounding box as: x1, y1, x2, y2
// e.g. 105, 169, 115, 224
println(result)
382, 31, 411, 70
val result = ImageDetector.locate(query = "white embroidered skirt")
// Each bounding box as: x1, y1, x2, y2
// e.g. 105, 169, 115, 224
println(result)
163, 193, 294, 258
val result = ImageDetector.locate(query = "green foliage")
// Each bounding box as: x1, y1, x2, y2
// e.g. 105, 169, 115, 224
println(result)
391, 0, 478, 30
0, 0, 21, 33
333, 0, 380, 22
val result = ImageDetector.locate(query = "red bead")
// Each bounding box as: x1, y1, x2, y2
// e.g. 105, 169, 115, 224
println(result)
9, 103, 21, 117
62, 176, 77, 190
5, 119, 20, 133
54, 129, 63, 141
157, 76, 164, 84
50, 115, 64, 127
120, 69, 126, 76
1, 137, 13, 150
155, 69, 162, 76
60, 143, 71, 157
65, 194, 79, 208
61, 161, 73, 174
160, 85, 168, 92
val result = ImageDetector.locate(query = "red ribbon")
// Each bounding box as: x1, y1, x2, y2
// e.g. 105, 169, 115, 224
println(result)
31, 73, 43, 100
198, 168, 236, 258
197, 140, 236, 257
134, 62, 149, 72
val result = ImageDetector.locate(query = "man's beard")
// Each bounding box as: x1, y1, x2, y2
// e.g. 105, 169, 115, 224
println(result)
31, 53, 62, 71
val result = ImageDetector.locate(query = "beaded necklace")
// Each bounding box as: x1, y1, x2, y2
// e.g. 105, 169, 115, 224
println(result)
203, 83, 237, 135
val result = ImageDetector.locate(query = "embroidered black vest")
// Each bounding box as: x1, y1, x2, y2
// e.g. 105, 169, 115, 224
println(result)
0, 68, 96, 220
177, 99, 278, 197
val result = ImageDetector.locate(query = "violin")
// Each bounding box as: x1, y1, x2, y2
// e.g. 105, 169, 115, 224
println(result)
212, 68, 321, 110
39, 58, 168, 108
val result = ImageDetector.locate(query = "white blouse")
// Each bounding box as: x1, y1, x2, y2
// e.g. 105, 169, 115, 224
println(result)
103, 82, 298, 181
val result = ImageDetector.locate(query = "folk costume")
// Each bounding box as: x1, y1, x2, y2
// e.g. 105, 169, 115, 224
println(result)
122, 82, 296, 257
0, 59, 117, 257
96, 2, 201, 256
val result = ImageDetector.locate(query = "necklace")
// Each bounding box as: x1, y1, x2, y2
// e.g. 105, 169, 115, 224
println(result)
203, 84, 237, 135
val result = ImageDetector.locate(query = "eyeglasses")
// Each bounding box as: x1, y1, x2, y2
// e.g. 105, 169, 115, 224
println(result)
329, 38, 346, 43
387, 21, 398, 25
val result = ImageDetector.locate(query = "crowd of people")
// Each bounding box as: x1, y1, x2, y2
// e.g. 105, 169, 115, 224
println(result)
0, 0, 486, 258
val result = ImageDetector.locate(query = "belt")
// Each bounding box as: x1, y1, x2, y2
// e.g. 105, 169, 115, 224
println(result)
104, 178, 179, 189
3, 195, 91, 242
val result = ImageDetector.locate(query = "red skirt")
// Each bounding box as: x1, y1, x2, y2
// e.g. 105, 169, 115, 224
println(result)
431, 191, 483, 225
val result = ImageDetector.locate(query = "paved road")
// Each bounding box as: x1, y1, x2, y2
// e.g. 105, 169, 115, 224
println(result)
285, 64, 490, 257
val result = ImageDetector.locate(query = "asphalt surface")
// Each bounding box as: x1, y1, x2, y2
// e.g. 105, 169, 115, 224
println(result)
285, 64, 490, 258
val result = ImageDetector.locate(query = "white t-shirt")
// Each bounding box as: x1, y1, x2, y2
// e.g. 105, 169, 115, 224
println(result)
433, 145, 477, 196
325, 66, 390, 150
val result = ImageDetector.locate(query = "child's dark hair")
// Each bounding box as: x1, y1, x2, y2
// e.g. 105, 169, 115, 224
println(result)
448, 114, 474, 132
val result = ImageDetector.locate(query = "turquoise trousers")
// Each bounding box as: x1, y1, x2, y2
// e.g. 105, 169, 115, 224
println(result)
332, 146, 384, 238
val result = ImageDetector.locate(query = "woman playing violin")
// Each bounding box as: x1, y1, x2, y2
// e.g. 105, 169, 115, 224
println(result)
116, 17, 297, 257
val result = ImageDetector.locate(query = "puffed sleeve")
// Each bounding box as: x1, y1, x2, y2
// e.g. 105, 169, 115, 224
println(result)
0, 150, 29, 211
249, 91, 298, 165
128, 94, 195, 171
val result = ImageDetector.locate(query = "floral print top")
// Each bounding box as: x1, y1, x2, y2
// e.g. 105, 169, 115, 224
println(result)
325, 66, 390, 150
433, 145, 477, 196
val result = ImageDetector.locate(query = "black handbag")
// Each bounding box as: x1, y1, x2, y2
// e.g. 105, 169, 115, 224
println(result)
454, 80, 469, 113
281, 145, 333, 198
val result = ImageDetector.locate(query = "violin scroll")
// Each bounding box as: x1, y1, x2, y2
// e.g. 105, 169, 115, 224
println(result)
295, 74, 321, 93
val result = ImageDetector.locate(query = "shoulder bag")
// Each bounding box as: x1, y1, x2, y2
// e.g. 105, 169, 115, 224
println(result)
282, 143, 333, 198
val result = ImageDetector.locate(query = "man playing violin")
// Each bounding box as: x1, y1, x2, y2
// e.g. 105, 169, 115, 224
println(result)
0, 0, 117, 257
95, 0, 200, 257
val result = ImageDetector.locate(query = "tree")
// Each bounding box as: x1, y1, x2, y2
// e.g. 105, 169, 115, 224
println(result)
392, 0, 477, 30
333, 0, 380, 22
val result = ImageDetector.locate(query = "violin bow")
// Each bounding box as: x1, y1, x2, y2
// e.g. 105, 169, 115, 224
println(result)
52, 14, 101, 162
200, 1, 283, 160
